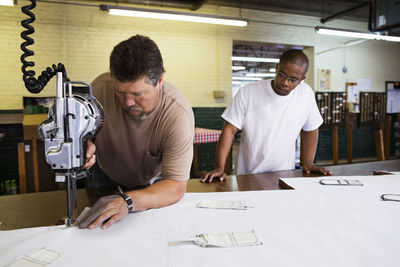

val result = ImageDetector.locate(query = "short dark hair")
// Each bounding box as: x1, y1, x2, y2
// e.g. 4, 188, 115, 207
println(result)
110, 35, 165, 86
279, 49, 309, 75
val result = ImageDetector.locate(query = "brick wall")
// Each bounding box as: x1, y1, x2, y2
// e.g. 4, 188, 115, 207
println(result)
2, 1, 400, 110
1, 1, 399, 180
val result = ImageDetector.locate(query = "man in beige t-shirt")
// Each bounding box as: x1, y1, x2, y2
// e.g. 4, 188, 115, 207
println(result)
80, 35, 194, 230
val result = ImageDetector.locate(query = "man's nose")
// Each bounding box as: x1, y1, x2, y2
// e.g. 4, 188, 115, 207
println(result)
282, 78, 290, 87
125, 95, 136, 107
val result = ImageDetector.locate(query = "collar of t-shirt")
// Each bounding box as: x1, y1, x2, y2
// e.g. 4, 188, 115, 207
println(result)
266, 79, 296, 101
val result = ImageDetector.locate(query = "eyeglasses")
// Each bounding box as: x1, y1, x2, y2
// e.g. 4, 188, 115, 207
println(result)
276, 71, 300, 85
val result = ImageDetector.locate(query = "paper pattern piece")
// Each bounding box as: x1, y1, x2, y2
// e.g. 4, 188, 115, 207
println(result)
319, 179, 363, 186
194, 230, 262, 248
196, 200, 251, 210
169, 230, 262, 248
5, 248, 62, 267
381, 194, 400, 202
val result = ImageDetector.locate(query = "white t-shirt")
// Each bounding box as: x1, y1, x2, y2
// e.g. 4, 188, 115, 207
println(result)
222, 79, 323, 175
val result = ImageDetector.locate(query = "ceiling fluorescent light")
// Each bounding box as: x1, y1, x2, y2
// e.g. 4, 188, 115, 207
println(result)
315, 26, 400, 42
232, 66, 246, 70
246, 73, 275, 77
0, 0, 15, 6
232, 77, 262, 81
232, 81, 242, 85
100, 5, 247, 27
231, 56, 279, 63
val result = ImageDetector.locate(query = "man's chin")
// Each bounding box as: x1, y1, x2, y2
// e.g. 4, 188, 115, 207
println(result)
126, 109, 142, 116
275, 88, 290, 96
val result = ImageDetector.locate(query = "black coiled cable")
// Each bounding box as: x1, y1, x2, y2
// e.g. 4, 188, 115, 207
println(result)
20, 0, 67, 94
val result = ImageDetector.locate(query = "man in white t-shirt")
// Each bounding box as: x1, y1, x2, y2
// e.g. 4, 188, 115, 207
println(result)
202, 49, 331, 182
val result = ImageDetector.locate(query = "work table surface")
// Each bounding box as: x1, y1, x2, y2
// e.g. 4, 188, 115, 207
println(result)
1, 159, 399, 230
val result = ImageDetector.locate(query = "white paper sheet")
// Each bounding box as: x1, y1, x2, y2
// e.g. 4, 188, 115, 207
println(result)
1, 182, 400, 267
348, 85, 359, 103
387, 89, 400, 113
357, 78, 372, 91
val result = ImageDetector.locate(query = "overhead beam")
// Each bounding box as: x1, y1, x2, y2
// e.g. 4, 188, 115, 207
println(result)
320, 2, 370, 24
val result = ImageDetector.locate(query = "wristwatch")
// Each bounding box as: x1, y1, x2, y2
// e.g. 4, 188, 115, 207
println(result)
117, 186, 133, 212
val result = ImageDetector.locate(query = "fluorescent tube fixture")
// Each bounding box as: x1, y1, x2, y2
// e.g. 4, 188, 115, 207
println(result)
315, 26, 400, 42
231, 56, 279, 63
0, 0, 15, 6
232, 66, 246, 70
100, 5, 248, 27
232, 77, 262, 81
246, 73, 275, 77
232, 81, 242, 85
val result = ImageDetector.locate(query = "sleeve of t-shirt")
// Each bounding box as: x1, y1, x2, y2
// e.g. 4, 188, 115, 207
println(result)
161, 109, 194, 181
221, 87, 247, 130
91, 72, 113, 105
302, 90, 323, 131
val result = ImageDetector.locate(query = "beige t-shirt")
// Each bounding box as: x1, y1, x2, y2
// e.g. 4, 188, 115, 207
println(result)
92, 73, 194, 187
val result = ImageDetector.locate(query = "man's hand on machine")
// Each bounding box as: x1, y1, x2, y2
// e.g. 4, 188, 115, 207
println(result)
201, 168, 226, 183
78, 195, 129, 230
83, 140, 96, 170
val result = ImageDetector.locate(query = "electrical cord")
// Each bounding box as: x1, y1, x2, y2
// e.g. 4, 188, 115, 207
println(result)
20, 0, 67, 94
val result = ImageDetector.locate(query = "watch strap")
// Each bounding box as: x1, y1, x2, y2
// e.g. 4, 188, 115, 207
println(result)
117, 186, 133, 212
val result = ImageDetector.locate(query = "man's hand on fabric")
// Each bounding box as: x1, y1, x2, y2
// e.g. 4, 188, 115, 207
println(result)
302, 162, 332, 175
83, 140, 96, 170
78, 195, 129, 230
201, 168, 226, 183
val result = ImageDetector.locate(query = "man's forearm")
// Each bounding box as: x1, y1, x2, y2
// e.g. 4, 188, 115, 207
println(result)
301, 129, 319, 165
215, 137, 233, 169
126, 179, 187, 212
215, 123, 237, 169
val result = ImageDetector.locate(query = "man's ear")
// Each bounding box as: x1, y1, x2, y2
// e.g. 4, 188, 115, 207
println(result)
302, 75, 306, 81
159, 73, 164, 84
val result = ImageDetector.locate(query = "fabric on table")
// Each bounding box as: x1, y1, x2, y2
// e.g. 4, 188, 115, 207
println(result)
1, 181, 400, 267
